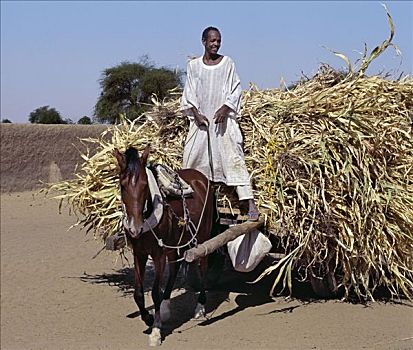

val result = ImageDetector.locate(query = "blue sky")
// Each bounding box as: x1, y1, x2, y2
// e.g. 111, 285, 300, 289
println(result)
1, 1, 412, 123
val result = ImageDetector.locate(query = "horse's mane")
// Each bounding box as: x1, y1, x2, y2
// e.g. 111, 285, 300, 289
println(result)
124, 147, 140, 178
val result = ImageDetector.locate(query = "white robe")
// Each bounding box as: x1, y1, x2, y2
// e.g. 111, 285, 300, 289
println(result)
180, 56, 251, 186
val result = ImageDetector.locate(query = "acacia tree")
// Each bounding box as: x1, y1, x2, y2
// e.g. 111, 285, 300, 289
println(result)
94, 59, 182, 124
28, 106, 66, 124
78, 116, 92, 124
140, 68, 181, 102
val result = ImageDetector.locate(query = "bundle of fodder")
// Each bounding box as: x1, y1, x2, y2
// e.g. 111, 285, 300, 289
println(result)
238, 7, 413, 301
49, 6, 413, 301
245, 65, 413, 301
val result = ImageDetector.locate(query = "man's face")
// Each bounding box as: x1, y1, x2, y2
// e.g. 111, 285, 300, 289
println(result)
203, 30, 221, 55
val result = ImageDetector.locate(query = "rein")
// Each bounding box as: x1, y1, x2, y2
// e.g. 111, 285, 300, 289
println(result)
144, 169, 210, 256
145, 125, 214, 259
120, 123, 214, 262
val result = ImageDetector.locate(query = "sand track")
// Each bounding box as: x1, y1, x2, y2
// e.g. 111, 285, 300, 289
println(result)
1, 191, 412, 350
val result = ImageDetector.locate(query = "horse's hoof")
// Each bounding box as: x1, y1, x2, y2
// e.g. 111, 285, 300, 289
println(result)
143, 313, 154, 327
193, 303, 205, 319
160, 299, 171, 322
148, 327, 162, 347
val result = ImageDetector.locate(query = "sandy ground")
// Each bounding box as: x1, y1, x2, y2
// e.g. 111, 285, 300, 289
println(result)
1, 191, 412, 350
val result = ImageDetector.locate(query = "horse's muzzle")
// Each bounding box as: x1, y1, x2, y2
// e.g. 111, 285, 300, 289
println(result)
123, 215, 144, 239
127, 226, 143, 239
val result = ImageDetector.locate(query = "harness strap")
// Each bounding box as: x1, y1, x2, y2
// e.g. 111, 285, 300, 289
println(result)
144, 127, 213, 255
120, 123, 214, 259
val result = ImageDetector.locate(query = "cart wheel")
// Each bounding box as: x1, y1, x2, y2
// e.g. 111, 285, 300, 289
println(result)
309, 271, 338, 299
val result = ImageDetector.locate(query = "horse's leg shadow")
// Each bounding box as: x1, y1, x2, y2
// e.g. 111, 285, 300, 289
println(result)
151, 261, 229, 340
157, 287, 230, 339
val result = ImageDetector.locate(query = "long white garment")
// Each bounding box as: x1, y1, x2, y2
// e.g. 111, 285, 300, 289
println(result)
181, 56, 251, 186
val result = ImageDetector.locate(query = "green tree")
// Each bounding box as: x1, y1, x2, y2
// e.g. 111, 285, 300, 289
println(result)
78, 116, 92, 124
140, 68, 182, 103
1, 118, 12, 123
94, 59, 182, 124
28, 106, 65, 124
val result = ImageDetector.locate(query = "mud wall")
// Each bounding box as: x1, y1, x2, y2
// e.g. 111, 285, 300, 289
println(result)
1, 124, 109, 192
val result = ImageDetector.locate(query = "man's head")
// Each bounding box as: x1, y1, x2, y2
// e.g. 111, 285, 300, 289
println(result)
202, 26, 221, 56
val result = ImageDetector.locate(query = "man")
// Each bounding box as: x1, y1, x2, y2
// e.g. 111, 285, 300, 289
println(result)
180, 26, 259, 220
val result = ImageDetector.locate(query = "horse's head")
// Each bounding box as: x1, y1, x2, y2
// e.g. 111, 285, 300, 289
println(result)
114, 145, 150, 239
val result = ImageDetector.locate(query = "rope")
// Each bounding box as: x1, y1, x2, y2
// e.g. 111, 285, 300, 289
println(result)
145, 122, 214, 255
118, 120, 216, 261
146, 219, 197, 250
205, 125, 215, 181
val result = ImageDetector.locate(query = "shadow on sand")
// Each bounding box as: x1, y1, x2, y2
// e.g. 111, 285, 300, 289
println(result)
80, 253, 411, 342
79, 254, 325, 341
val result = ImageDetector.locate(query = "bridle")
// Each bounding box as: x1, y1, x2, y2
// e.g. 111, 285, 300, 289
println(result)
120, 165, 210, 256
120, 126, 214, 258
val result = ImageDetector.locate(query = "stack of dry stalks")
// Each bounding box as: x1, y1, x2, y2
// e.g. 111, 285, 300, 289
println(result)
49, 7, 413, 301
248, 66, 413, 301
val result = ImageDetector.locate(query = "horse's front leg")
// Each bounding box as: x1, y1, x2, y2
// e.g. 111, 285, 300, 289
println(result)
148, 252, 166, 347
194, 256, 208, 319
160, 251, 182, 322
133, 253, 153, 328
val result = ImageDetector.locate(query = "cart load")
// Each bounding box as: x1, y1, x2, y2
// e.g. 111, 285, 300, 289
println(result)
49, 8, 413, 301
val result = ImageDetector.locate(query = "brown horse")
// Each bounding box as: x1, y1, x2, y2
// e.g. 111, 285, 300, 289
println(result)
114, 145, 215, 346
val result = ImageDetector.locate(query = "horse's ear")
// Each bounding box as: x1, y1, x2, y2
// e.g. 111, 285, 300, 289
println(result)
113, 148, 126, 172
141, 144, 150, 166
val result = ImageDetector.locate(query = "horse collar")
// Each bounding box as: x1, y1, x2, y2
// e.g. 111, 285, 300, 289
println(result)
142, 168, 164, 233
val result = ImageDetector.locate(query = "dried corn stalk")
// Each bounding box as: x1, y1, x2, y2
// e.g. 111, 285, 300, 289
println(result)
248, 71, 413, 301
49, 6, 413, 301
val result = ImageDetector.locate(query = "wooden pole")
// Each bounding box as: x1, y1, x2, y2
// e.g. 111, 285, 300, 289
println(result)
184, 218, 265, 263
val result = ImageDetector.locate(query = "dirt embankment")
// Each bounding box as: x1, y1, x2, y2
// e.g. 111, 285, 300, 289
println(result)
0, 124, 108, 192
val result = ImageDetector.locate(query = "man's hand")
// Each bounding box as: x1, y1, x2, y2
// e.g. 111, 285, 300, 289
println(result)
214, 105, 232, 124
192, 108, 209, 127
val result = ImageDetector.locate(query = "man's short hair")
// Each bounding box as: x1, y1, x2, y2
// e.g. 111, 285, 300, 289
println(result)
202, 26, 220, 41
